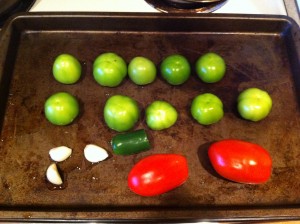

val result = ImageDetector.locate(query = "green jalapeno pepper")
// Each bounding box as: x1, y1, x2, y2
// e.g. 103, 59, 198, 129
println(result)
111, 129, 151, 155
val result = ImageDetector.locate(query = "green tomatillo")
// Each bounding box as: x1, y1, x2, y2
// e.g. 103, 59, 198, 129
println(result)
195, 52, 226, 83
93, 52, 127, 87
128, 56, 157, 85
145, 100, 178, 130
104, 95, 140, 132
160, 54, 191, 85
52, 54, 82, 84
191, 93, 224, 125
44, 92, 80, 126
237, 87, 272, 122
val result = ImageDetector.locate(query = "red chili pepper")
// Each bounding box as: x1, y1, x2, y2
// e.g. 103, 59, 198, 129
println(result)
208, 139, 272, 184
128, 154, 189, 196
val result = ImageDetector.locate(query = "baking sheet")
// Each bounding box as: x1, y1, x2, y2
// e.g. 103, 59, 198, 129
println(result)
0, 12, 300, 221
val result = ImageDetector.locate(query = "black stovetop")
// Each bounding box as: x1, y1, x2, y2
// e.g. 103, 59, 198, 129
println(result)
0, 0, 35, 27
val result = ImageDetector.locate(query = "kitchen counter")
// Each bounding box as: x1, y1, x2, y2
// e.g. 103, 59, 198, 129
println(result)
30, 0, 287, 15
284, 0, 300, 25
30, 0, 300, 25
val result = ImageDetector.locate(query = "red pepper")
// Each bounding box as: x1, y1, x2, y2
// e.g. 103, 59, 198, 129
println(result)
128, 154, 188, 196
208, 139, 272, 184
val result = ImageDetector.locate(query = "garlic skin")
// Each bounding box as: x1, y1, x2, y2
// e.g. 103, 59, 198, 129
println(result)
46, 163, 63, 185
84, 144, 109, 163
49, 146, 72, 162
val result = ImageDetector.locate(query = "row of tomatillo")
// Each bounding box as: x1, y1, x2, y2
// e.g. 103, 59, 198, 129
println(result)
52, 52, 227, 87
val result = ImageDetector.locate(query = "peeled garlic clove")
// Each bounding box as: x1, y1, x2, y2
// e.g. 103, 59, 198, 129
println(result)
49, 146, 72, 162
84, 144, 109, 163
46, 163, 63, 185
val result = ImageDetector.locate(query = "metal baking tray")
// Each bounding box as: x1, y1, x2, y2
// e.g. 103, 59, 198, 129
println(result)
0, 12, 300, 222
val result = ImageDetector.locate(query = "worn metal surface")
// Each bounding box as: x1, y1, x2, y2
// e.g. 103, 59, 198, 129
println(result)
0, 13, 300, 221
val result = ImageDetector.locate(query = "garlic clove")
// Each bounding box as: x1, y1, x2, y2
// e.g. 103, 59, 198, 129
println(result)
46, 163, 63, 185
49, 146, 72, 162
84, 144, 109, 163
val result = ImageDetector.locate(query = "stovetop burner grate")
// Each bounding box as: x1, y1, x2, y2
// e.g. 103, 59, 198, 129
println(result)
144, 0, 228, 13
